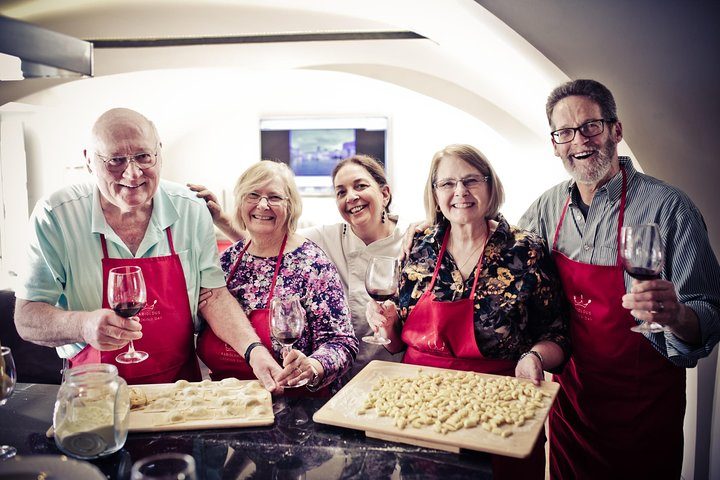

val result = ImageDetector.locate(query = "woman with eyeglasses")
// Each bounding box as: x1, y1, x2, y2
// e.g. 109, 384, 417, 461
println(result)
365, 144, 569, 480
190, 155, 404, 378
195, 161, 358, 395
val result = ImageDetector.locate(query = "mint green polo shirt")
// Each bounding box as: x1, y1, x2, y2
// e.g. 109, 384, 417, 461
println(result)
15, 180, 227, 358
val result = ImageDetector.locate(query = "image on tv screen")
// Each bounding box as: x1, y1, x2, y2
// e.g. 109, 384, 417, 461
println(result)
260, 117, 387, 195
290, 129, 355, 176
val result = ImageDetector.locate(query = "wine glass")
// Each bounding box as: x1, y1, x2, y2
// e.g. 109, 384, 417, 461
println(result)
270, 297, 308, 388
362, 256, 400, 345
108, 266, 149, 363
0, 346, 17, 459
620, 223, 667, 333
130, 453, 197, 480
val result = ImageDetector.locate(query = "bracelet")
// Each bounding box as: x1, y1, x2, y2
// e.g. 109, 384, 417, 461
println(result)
243, 342, 264, 365
307, 363, 320, 388
519, 350, 544, 369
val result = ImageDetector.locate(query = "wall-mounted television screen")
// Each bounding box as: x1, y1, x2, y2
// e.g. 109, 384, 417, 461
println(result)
260, 117, 388, 195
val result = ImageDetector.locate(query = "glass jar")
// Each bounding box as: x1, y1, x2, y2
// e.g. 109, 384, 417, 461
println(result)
53, 363, 130, 459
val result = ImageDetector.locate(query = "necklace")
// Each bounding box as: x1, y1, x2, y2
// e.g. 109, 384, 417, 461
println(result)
456, 240, 485, 271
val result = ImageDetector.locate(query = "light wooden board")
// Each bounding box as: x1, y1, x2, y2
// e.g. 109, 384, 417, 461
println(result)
313, 360, 559, 458
128, 379, 274, 432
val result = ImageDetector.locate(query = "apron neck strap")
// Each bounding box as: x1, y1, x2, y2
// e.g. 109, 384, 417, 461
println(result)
228, 234, 289, 306
615, 166, 628, 265
553, 196, 572, 251
553, 166, 628, 265
430, 222, 490, 297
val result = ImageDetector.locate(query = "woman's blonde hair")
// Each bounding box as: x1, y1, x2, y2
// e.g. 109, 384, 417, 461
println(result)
233, 160, 302, 233
423, 144, 505, 225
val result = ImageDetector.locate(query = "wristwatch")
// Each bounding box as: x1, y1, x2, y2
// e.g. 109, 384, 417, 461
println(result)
243, 342, 264, 365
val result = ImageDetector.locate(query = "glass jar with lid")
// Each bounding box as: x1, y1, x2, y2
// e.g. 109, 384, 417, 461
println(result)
53, 363, 130, 459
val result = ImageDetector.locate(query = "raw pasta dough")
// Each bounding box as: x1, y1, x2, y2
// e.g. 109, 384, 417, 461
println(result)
357, 369, 551, 437
128, 379, 270, 426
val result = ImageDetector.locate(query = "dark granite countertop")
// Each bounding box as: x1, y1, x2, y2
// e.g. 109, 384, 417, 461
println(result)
0, 383, 493, 479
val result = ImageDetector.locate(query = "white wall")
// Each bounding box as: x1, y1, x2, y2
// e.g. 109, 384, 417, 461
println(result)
8, 67, 568, 232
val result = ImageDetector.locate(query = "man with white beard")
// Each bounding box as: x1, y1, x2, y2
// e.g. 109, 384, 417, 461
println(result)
519, 79, 720, 480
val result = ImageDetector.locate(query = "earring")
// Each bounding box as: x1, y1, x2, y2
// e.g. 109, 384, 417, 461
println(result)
381, 210, 386, 224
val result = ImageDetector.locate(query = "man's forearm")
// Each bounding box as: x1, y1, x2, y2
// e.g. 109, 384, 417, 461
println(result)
200, 287, 262, 356
14, 299, 86, 347
669, 304, 701, 345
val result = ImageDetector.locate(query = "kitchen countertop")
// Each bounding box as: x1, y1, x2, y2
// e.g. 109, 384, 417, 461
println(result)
0, 383, 493, 479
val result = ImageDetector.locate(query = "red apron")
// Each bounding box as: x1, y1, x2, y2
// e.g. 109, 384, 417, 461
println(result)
401, 224, 545, 480
70, 228, 201, 385
197, 237, 330, 397
549, 168, 685, 479
196, 236, 286, 381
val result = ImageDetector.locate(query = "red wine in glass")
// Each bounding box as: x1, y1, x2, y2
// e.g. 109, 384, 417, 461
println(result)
620, 224, 667, 333
362, 256, 400, 345
108, 266, 150, 364
367, 289, 395, 302
113, 301, 145, 318
623, 266, 661, 281
275, 332, 301, 346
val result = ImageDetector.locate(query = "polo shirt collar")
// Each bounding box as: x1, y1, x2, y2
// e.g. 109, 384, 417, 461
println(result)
90, 181, 179, 251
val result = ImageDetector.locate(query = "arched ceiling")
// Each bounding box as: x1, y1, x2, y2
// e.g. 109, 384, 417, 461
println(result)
1, 0, 718, 249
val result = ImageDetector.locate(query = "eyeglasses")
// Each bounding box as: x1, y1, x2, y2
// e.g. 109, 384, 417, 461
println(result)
96, 152, 158, 173
550, 119, 614, 144
433, 175, 489, 191
245, 192, 286, 206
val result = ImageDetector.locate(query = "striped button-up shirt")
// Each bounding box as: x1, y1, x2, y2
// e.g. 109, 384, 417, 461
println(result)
519, 157, 720, 367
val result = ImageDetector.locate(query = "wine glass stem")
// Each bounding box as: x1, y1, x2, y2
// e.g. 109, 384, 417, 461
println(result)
127, 341, 136, 354
375, 301, 383, 339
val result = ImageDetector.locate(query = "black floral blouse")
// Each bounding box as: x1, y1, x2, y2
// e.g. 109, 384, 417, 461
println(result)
397, 214, 570, 362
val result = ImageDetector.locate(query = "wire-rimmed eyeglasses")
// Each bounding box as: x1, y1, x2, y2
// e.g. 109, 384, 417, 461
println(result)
245, 192, 287, 206
96, 152, 158, 173
433, 175, 490, 191
550, 119, 615, 144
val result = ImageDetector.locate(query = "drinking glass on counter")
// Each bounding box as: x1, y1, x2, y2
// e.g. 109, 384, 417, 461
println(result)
53, 363, 130, 459
130, 453, 197, 480
0, 346, 17, 459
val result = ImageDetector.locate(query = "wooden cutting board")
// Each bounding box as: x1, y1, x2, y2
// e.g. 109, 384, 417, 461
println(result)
128, 378, 274, 432
313, 361, 559, 458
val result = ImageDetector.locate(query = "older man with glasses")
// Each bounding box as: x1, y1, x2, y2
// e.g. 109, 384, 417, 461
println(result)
14, 108, 283, 390
519, 79, 720, 479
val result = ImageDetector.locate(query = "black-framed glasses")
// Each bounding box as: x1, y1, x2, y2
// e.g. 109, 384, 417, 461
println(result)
96, 152, 158, 173
433, 175, 489, 192
245, 192, 286, 206
550, 119, 614, 144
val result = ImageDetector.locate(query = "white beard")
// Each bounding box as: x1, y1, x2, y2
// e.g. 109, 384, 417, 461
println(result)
563, 136, 616, 184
